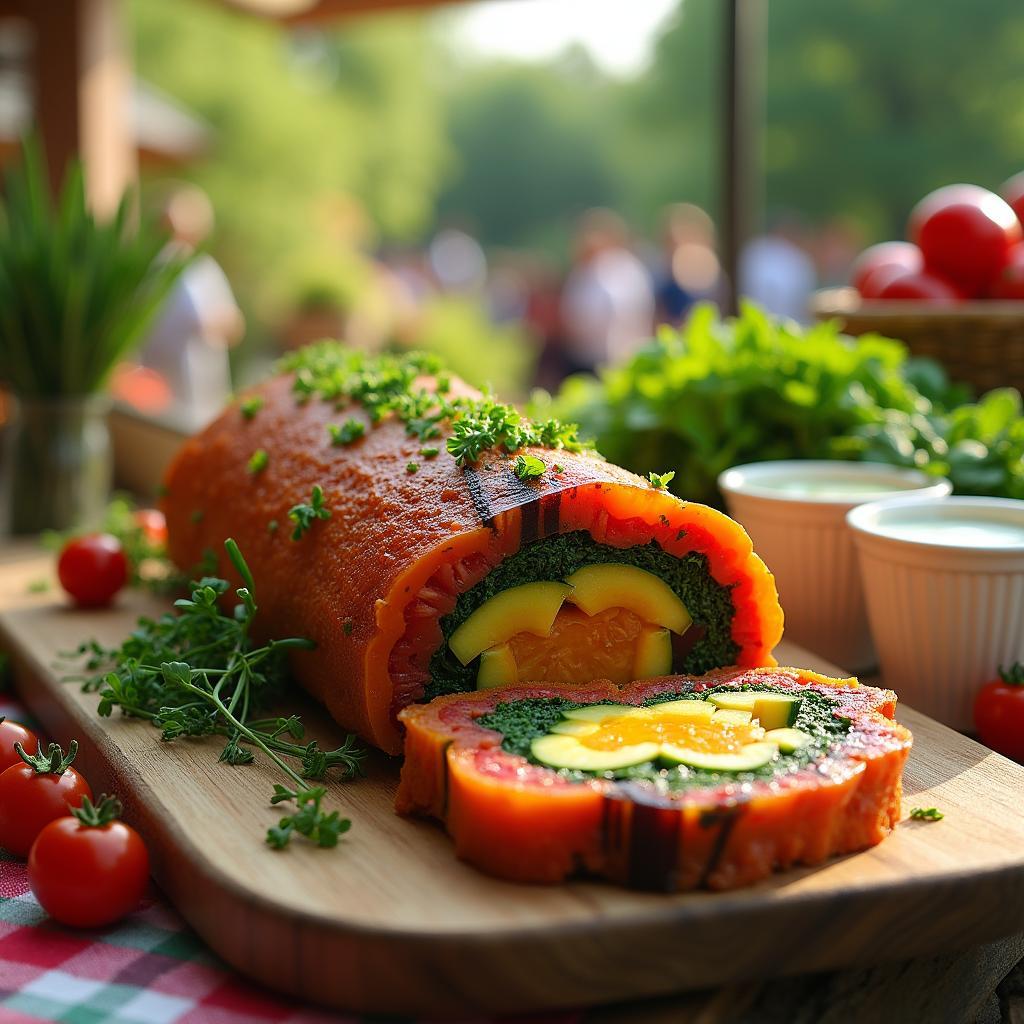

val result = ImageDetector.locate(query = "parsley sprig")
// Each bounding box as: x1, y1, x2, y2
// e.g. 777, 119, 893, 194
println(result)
513, 453, 546, 480
288, 485, 331, 541
68, 539, 365, 850
327, 419, 365, 446
278, 344, 590, 467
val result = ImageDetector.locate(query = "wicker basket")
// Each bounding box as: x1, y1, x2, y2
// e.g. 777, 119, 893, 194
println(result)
811, 287, 1024, 396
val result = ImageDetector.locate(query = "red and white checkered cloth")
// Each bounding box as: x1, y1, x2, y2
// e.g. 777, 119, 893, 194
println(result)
0, 693, 579, 1024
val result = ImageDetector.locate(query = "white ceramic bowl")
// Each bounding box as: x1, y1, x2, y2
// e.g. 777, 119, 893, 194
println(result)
848, 495, 1024, 729
718, 461, 952, 671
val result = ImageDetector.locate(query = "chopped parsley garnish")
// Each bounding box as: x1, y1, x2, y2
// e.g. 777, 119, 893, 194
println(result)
239, 396, 264, 420
910, 806, 944, 821
277, 344, 590, 467
247, 449, 269, 475
328, 419, 365, 446
513, 453, 546, 480
288, 485, 331, 541
648, 470, 676, 490
268, 519, 278, 534
190, 509, 204, 524
478, 685, 849, 792
406, 461, 419, 474
419, 446, 440, 458
553, 463, 565, 473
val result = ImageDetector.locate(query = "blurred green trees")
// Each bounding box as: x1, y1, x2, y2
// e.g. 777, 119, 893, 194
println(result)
130, 0, 448, 331
129, 0, 1024, 328
434, 51, 622, 252
627, 0, 1024, 238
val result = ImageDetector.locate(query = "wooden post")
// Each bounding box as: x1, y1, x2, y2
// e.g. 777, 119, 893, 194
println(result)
720, 0, 766, 315
25, 0, 136, 214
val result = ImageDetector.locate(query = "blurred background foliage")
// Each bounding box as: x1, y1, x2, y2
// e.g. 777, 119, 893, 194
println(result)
128, 0, 1024, 390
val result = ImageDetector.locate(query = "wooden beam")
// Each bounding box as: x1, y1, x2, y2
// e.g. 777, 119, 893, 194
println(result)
25, 0, 136, 214
720, 0, 766, 315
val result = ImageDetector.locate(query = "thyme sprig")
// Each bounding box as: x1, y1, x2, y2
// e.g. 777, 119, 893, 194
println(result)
278, 344, 590, 467
68, 539, 365, 850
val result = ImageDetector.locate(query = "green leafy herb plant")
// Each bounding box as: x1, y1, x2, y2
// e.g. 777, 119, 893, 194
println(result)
0, 142, 188, 398
69, 539, 365, 850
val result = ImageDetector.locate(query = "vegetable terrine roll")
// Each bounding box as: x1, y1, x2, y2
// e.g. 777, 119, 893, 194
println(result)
163, 345, 783, 754
397, 667, 912, 890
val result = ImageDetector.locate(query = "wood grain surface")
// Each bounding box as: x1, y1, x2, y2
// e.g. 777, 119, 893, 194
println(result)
2, 547, 1023, 1018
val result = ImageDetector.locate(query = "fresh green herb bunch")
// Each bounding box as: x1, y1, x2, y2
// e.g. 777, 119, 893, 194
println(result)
549, 302, 1024, 507
278, 343, 590, 467
0, 141, 188, 397
69, 539, 365, 849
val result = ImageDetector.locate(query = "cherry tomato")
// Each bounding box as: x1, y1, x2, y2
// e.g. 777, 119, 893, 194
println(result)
909, 184, 1020, 296
132, 508, 167, 548
975, 664, 1024, 762
0, 743, 93, 857
57, 533, 128, 608
999, 172, 1024, 229
28, 795, 149, 928
852, 241, 923, 297
988, 243, 1024, 300
0, 717, 39, 772
876, 271, 963, 303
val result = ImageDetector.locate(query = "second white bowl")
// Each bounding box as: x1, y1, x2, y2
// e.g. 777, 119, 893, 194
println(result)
848, 495, 1024, 729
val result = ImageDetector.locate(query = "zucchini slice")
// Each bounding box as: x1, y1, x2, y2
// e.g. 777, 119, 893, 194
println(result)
563, 563, 692, 634
764, 727, 812, 753
707, 691, 801, 730
633, 699, 715, 720
660, 740, 778, 772
476, 644, 518, 690
531, 734, 659, 772
561, 704, 636, 724
449, 582, 573, 666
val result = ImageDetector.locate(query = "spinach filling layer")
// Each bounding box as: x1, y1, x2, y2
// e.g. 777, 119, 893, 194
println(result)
424, 530, 739, 702
476, 684, 851, 792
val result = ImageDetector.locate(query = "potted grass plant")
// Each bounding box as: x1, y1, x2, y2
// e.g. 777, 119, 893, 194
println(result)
0, 144, 186, 534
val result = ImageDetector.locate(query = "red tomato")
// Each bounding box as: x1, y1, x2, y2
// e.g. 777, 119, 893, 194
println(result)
57, 533, 128, 608
132, 508, 168, 548
909, 184, 1020, 296
0, 745, 93, 857
975, 664, 1024, 761
999, 172, 1024, 228
0, 718, 39, 772
851, 241, 923, 296
876, 271, 963, 303
988, 243, 1024, 300
28, 796, 149, 928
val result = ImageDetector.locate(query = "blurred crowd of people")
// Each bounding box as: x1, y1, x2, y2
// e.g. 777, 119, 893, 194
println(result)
117, 185, 862, 427
417, 203, 860, 391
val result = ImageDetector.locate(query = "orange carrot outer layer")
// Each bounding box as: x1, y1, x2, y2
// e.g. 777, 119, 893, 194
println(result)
163, 373, 783, 754
396, 667, 911, 890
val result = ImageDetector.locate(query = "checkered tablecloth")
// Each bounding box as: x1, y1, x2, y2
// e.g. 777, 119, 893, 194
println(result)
0, 695, 359, 1024
0, 692, 581, 1024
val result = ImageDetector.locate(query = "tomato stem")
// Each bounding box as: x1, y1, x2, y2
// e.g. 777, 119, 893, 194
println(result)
16, 739, 78, 776
998, 663, 1024, 686
72, 793, 122, 828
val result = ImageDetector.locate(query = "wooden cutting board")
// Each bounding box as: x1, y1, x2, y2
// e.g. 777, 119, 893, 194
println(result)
2, 547, 1024, 1018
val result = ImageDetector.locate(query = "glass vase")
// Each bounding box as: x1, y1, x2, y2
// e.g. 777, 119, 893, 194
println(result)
0, 394, 113, 536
